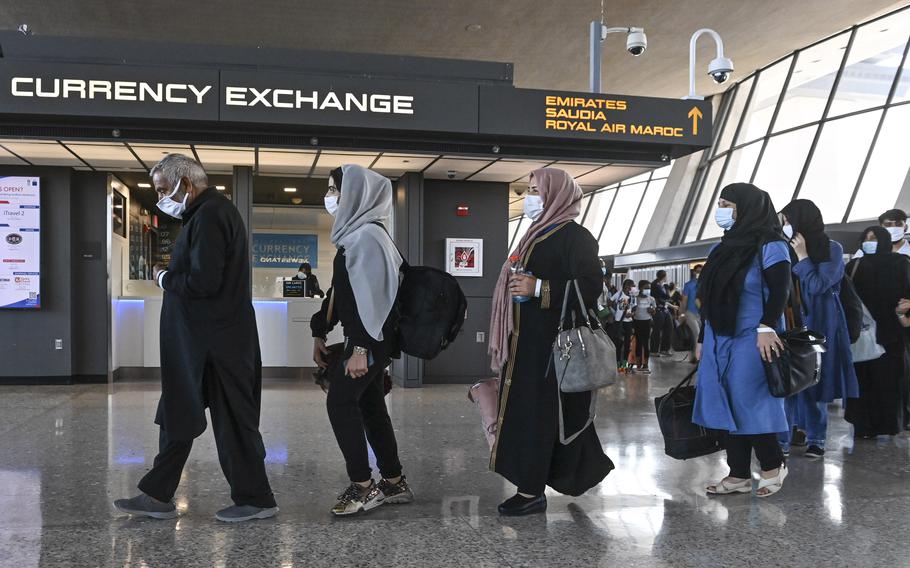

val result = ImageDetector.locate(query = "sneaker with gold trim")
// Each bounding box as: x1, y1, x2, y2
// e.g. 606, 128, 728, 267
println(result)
331, 482, 373, 516
364, 476, 414, 511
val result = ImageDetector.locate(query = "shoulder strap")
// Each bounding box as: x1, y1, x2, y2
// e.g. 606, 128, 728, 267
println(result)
370, 221, 409, 269
849, 258, 861, 280
326, 288, 335, 324
756, 240, 803, 328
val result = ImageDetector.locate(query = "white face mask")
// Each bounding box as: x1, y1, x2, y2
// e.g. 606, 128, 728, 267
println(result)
524, 195, 544, 221
297, 271, 306, 279
782, 224, 794, 239
642, 289, 652, 297
324, 195, 339, 216
715, 207, 735, 230
886, 226, 905, 243
630, 287, 639, 296
862, 241, 878, 255
156, 180, 188, 220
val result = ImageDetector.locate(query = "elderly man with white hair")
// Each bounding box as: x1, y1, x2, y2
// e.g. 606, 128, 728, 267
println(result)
114, 153, 278, 522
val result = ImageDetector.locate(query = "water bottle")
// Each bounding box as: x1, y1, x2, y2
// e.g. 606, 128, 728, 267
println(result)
509, 255, 533, 303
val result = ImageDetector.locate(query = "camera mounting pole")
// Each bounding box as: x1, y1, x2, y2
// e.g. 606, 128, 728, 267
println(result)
589, 21, 645, 93
683, 28, 733, 100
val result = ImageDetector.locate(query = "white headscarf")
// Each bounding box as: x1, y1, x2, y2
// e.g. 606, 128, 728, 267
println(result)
330, 164, 403, 341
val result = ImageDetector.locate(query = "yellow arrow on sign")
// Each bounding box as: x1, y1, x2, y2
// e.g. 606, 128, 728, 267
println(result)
688, 106, 703, 136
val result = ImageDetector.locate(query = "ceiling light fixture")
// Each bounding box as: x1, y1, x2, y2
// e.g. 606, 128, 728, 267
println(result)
138, 183, 151, 188
284, 187, 297, 193
216, 185, 226, 190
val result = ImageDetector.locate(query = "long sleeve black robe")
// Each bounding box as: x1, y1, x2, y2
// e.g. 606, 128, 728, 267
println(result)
156, 188, 262, 441
490, 221, 614, 495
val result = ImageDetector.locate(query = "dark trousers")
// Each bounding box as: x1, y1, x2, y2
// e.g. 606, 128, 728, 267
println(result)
633, 320, 652, 366
326, 356, 402, 483
621, 321, 634, 363
725, 433, 784, 479
608, 322, 624, 363
138, 364, 276, 508
650, 309, 672, 352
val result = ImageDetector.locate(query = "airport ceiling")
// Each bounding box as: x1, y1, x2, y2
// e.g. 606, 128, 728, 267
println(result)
0, 0, 905, 98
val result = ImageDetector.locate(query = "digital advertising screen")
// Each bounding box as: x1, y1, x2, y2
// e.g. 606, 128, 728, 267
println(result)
0, 177, 41, 309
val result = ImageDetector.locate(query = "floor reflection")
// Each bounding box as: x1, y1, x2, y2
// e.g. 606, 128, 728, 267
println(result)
1, 357, 909, 566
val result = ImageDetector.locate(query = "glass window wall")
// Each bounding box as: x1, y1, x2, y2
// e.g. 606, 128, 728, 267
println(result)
677, 5, 910, 244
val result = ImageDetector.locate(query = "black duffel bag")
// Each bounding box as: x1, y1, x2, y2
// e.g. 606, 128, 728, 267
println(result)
654, 368, 726, 460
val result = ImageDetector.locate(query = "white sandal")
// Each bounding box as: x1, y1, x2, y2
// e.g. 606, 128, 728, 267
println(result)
706, 477, 751, 495
756, 464, 788, 498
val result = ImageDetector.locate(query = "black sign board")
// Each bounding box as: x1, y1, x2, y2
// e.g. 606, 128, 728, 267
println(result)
283, 279, 305, 298
478, 86, 712, 148
0, 61, 219, 121
220, 70, 478, 133
0, 60, 713, 153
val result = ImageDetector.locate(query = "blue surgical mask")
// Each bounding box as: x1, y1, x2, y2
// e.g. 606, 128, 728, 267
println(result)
782, 225, 794, 240
523, 195, 544, 221
601, 267, 607, 275
862, 241, 878, 255
715, 207, 735, 230
642, 289, 652, 297
886, 226, 905, 243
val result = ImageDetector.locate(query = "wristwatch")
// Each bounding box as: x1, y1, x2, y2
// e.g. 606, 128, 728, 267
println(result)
352, 346, 369, 357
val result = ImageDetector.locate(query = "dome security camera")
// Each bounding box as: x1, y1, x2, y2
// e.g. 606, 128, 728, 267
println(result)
626, 28, 647, 56
446, 170, 457, 180
512, 184, 527, 196
708, 56, 734, 84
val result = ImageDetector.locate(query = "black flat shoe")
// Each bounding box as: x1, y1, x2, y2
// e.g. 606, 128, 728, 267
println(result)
498, 494, 547, 517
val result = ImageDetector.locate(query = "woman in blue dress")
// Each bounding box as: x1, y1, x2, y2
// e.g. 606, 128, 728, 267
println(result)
778, 200, 859, 458
693, 183, 791, 498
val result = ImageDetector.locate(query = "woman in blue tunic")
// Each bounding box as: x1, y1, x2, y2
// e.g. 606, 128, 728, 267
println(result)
693, 183, 791, 498
778, 200, 859, 458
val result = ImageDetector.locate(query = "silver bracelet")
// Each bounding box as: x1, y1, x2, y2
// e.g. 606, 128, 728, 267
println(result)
352, 346, 369, 357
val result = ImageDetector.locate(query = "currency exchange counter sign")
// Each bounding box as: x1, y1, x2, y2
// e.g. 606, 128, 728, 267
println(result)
479, 86, 712, 152
0, 177, 41, 309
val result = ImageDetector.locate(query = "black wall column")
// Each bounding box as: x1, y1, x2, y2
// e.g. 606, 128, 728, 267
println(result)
422, 180, 508, 384
232, 165, 254, 288
391, 172, 424, 388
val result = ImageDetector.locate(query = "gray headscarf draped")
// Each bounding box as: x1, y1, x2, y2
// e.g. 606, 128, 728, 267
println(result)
330, 164, 403, 341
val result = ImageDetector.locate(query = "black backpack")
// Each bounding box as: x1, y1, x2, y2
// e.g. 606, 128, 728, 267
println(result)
397, 262, 468, 359
371, 223, 467, 359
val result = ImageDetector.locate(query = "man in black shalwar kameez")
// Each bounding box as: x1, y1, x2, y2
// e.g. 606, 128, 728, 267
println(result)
114, 154, 277, 522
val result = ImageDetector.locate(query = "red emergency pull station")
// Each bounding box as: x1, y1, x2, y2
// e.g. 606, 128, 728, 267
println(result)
456, 204, 470, 217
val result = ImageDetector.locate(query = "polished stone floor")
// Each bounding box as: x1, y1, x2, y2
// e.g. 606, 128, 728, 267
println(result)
2, 356, 910, 567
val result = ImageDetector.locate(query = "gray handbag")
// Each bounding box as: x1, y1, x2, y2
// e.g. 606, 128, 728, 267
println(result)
551, 280, 618, 444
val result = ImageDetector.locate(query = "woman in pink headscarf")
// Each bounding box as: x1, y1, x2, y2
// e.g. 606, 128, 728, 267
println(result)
488, 168, 614, 516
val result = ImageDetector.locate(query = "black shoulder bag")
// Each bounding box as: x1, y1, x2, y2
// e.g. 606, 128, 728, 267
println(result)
759, 250, 827, 398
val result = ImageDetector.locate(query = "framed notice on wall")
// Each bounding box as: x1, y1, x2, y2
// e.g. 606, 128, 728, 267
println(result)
445, 238, 483, 278
0, 177, 41, 309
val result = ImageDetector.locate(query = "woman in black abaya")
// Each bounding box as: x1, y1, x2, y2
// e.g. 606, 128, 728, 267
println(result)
845, 226, 910, 437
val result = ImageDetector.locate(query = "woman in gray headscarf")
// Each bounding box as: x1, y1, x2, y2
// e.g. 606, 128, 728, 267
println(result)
310, 164, 413, 516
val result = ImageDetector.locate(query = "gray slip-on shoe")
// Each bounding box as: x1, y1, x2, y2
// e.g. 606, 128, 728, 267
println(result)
113, 494, 178, 520
215, 504, 279, 523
